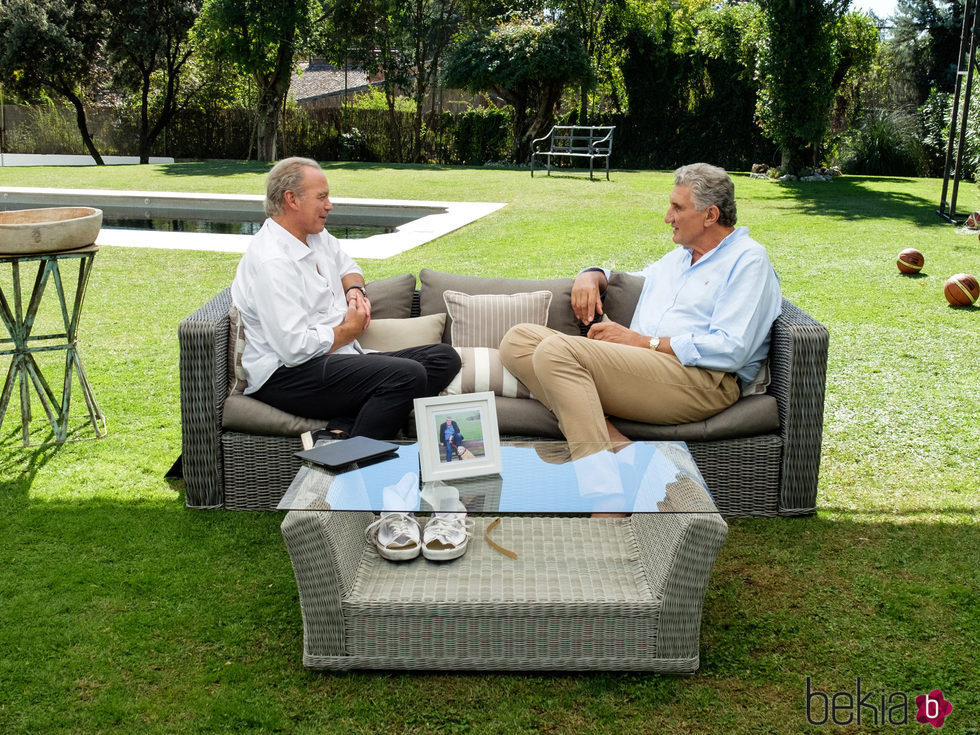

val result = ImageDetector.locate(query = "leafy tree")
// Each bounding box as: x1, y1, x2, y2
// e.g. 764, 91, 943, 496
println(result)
888, 0, 963, 105
618, 0, 696, 164
402, 0, 465, 160
104, 0, 203, 163
318, 0, 464, 163
825, 12, 879, 142
0, 0, 107, 163
689, 1, 771, 165
444, 16, 591, 161
194, 0, 317, 161
755, 0, 852, 172
554, 0, 624, 122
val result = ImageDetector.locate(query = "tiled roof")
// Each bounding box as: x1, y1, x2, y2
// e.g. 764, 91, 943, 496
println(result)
290, 61, 373, 102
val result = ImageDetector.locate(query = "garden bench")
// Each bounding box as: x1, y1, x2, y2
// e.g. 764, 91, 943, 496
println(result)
531, 125, 615, 180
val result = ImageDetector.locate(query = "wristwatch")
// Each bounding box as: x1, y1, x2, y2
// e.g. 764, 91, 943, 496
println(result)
345, 284, 367, 297
648, 336, 660, 351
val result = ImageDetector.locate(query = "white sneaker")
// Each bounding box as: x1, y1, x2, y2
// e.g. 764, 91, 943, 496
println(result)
365, 512, 421, 561
422, 501, 473, 561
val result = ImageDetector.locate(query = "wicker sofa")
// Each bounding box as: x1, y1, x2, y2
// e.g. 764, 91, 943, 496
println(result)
178, 268, 828, 516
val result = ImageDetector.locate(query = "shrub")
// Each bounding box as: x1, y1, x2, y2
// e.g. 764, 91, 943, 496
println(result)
838, 108, 921, 175
339, 127, 367, 161
917, 86, 980, 180
9, 101, 83, 154
452, 106, 513, 164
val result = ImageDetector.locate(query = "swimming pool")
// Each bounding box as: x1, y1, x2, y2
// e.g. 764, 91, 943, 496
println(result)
0, 187, 506, 259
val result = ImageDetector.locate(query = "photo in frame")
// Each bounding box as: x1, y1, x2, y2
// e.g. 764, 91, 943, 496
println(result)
413, 391, 502, 482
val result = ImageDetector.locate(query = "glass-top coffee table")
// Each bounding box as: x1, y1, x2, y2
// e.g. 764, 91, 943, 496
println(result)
279, 439, 718, 515
279, 440, 728, 672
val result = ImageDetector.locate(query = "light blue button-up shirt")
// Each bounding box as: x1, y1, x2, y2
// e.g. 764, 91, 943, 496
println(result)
590, 226, 782, 384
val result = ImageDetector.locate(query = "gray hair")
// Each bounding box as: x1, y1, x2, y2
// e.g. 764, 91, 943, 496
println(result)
673, 163, 737, 227
265, 157, 322, 217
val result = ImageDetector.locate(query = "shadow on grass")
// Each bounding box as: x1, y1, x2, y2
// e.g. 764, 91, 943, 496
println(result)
0, 432, 69, 498
529, 171, 613, 182
702, 516, 979, 693
157, 160, 272, 177
1, 500, 978, 732
157, 160, 529, 176
744, 175, 948, 228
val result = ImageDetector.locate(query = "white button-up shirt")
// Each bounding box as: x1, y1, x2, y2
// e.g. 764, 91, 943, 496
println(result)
230, 218, 363, 393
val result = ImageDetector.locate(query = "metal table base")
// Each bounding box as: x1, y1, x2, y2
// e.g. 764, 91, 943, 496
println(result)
0, 245, 106, 445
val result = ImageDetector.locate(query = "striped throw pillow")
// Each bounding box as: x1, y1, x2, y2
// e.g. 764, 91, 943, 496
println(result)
443, 289, 553, 348
227, 305, 249, 396
441, 347, 532, 399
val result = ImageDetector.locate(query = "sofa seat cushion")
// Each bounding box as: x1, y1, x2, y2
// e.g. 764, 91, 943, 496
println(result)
223, 394, 327, 436
494, 394, 780, 443
613, 395, 780, 441
419, 268, 578, 341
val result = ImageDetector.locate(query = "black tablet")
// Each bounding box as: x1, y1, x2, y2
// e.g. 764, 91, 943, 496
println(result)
295, 436, 400, 470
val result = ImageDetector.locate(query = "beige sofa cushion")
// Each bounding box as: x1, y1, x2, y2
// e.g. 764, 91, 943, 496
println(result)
227, 305, 248, 397
358, 314, 446, 352
442, 347, 532, 399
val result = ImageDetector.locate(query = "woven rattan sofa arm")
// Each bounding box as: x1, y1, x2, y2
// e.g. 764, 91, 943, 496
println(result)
178, 288, 232, 509
766, 298, 829, 516
631, 508, 728, 665
281, 510, 374, 661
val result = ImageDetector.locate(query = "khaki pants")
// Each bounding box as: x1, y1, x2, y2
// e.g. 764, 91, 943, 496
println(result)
499, 324, 740, 454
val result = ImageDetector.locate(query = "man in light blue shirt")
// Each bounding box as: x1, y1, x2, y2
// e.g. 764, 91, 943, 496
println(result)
500, 163, 782, 456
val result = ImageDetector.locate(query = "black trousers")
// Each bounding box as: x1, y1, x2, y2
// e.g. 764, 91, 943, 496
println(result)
251, 343, 461, 439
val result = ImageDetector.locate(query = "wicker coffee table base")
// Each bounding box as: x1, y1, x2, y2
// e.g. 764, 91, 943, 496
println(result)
281, 507, 727, 672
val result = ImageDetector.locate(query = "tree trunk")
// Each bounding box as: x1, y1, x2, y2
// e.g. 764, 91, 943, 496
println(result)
383, 83, 403, 162
139, 71, 152, 164
62, 90, 104, 165
780, 144, 806, 174
525, 84, 562, 156
255, 97, 280, 162
252, 38, 295, 162
254, 72, 289, 162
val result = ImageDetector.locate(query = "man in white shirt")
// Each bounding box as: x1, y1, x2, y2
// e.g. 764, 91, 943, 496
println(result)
231, 157, 460, 439
500, 163, 782, 458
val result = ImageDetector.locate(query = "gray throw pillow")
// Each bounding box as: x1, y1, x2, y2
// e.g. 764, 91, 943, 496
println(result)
365, 273, 416, 319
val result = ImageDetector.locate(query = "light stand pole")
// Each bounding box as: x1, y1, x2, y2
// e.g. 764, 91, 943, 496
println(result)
939, 0, 980, 223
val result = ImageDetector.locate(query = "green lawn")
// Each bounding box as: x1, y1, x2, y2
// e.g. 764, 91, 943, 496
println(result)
1, 162, 978, 734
